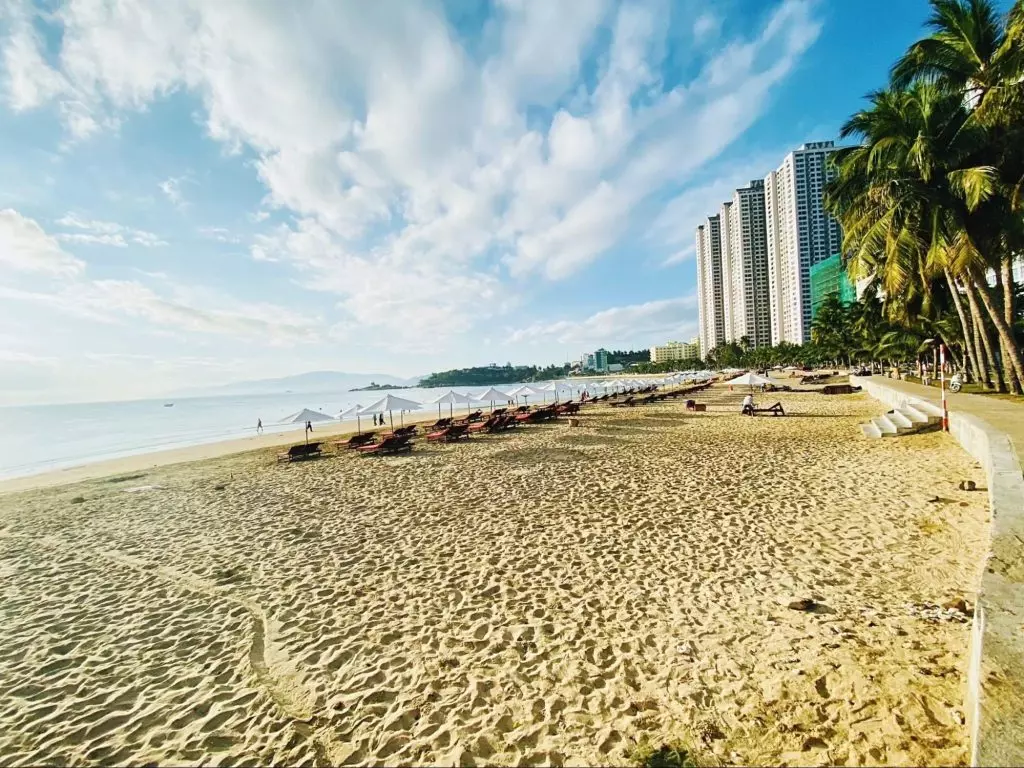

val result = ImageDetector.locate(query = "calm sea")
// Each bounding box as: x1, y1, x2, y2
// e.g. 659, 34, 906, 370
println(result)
0, 384, 560, 480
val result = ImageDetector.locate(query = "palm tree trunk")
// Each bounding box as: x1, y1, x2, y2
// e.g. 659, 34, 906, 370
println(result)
972, 268, 1024, 393
965, 279, 1001, 390
1001, 254, 1015, 329
945, 269, 981, 383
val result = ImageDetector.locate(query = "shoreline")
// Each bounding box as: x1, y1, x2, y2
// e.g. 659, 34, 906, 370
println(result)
0, 407, 467, 495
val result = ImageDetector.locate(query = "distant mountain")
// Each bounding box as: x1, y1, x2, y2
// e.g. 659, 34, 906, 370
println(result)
175, 370, 418, 397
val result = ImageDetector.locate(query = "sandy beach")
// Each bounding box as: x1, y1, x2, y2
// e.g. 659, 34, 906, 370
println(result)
0, 387, 989, 766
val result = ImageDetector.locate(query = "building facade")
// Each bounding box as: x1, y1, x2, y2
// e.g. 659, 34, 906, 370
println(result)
809, 253, 856, 318
650, 339, 701, 364
696, 215, 725, 356
764, 141, 843, 344
724, 179, 772, 348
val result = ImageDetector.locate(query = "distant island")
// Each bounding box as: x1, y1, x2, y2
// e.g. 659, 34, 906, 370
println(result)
349, 381, 414, 391
419, 363, 570, 388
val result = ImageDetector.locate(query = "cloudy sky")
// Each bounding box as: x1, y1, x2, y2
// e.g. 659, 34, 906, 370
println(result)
1, 0, 934, 404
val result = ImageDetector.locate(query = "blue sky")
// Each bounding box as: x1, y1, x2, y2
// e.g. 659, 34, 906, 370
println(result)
0, 0, 939, 403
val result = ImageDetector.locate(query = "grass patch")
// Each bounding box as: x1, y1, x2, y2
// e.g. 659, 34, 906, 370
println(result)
631, 741, 699, 768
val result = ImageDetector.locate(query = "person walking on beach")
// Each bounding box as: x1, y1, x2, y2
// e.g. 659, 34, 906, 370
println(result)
256, 418, 263, 434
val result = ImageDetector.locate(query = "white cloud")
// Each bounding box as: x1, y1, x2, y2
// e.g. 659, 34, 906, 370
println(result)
510, 295, 699, 347
661, 245, 695, 267
2, 11, 68, 110
198, 226, 240, 244
0, 278, 319, 344
159, 176, 187, 206
0, 208, 85, 276
1, 0, 822, 363
56, 212, 168, 246
692, 13, 721, 41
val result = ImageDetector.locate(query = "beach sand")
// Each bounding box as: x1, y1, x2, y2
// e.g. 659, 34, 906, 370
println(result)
0, 388, 989, 766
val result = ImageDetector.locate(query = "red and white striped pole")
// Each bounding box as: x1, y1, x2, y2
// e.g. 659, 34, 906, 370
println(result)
940, 343, 949, 432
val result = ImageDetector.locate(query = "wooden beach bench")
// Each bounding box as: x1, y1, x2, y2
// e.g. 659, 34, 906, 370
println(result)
277, 442, 322, 462
742, 402, 785, 417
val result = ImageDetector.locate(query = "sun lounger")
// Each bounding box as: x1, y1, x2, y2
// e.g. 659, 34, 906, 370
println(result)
380, 425, 417, 439
339, 432, 376, 450
742, 402, 785, 416
610, 396, 635, 408
358, 435, 413, 456
465, 410, 484, 422
428, 423, 470, 442
424, 417, 452, 431
277, 442, 322, 462
469, 416, 498, 433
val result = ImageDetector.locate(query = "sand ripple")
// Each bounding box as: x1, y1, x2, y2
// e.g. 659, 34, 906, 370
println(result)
0, 389, 989, 765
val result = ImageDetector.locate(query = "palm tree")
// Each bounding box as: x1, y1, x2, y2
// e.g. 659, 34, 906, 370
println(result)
888, 0, 1024, 391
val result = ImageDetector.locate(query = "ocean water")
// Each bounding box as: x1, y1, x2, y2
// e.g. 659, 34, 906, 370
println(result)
0, 385, 557, 480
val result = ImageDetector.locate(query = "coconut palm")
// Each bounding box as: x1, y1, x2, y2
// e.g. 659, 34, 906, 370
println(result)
887, 0, 1024, 390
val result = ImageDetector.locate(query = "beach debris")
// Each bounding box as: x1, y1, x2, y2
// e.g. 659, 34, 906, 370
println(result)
213, 484, 227, 491
696, 719, 725, 744
568, 418, 581, 428
70, 496, 86, 504
905, 601, 971, 623
942, 598, 972, 616
958, 479, 977, 491
787, 598, 818, 612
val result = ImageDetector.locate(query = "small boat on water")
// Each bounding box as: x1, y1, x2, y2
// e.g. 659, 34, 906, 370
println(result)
163, 403, 174, 407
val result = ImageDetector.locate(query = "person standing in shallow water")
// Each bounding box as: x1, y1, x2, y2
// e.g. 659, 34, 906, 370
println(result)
256, 418, 263, 434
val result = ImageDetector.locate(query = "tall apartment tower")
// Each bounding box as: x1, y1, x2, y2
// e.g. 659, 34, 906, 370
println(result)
764, 141, 843, 344
719, 201, 736, 341
722, 179, 772, 348
695, 215, 725, 356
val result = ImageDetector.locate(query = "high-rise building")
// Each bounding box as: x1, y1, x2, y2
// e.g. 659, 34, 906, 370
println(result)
719, 201, 736, 342
809, 253, 856, 319
723, 179, 772, 348
649, 339, 701, 364
696, 215, 725, 356
764, 141, 843, 343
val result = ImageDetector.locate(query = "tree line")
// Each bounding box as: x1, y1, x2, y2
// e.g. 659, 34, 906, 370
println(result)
822, 0, 1024, 392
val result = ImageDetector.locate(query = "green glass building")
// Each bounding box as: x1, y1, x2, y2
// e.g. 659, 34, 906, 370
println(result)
809, 253, 856, 319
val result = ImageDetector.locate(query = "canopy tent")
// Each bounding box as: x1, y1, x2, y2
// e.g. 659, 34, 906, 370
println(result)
361, 394, 422, 430
429, 390, 473, 418
725, 371, 774, 389
280, 408, 336, 424
338, 404, 366, 434
473, 386, 511, 411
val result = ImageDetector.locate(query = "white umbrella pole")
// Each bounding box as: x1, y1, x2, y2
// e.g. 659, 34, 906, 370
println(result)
390, 411, 395, 431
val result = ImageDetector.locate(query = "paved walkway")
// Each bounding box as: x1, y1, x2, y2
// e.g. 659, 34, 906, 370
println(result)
872, 376, 1024, 465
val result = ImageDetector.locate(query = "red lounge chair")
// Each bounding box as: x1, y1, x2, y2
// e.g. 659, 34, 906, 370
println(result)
469, 416, 498, 433
340, 432, 376, 449
428, 424, 470, 442
358, 436, 413, 455
277, 442, 322, 462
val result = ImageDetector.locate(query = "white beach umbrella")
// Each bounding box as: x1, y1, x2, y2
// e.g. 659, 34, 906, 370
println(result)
338, 404, 366, 434
361, 394, 422, 430
507, 384, 543, 406
280, 408, 335, 445
280, 408, 336, 425
430, 390, 472, 418
473, 386, 512, 411
725, 371, 773, 389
